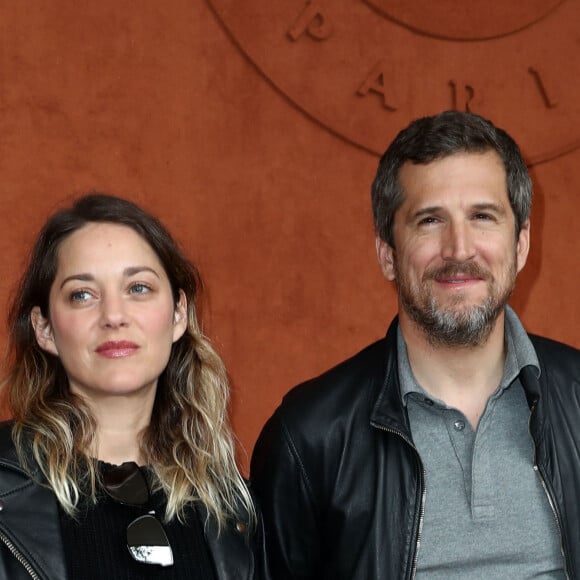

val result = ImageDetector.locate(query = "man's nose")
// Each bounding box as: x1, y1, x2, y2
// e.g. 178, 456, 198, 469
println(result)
441, 221, 476, 262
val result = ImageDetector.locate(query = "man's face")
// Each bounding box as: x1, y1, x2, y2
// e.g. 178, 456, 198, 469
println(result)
376, 151, 530, 347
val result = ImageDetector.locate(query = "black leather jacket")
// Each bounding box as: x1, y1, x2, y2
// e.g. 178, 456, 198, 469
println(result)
251, 319, 580, 579
0, 423, 269, 580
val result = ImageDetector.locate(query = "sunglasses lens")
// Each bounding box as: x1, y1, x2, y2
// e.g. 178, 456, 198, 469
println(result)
127, 514, 174, 567
103, 462, 149, 506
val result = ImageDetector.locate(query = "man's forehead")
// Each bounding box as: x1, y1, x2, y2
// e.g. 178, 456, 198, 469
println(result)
399, 150, 505, 189
394, 151, 511, 219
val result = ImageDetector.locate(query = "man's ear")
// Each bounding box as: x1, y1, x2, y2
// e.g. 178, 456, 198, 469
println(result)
516, 219, 531, 274
376, 237, 397, 281
172, 290, 188, 343
30, 307, 59, 356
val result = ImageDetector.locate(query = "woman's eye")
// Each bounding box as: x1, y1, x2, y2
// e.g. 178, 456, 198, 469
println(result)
70, 290, 92, 303
129, 283, 151, 295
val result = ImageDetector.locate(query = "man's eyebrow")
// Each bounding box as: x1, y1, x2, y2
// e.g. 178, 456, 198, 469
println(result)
59, 267, 160, 289
413, 206, 443, 219
471, 202, 507, 214
410, 202, 507, 220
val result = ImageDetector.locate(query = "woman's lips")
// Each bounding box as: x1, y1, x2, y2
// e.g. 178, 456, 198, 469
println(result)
95, 341, 139, 358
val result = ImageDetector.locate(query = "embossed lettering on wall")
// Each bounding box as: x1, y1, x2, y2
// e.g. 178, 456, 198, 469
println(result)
357, 62, 398, 112
207, 0, 579, 164
288, 1, 333, 41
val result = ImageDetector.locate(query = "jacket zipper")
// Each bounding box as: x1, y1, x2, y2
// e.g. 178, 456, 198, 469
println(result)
0, 531, 40, 579
528, 406, 570, 580
371, 423, 425, 580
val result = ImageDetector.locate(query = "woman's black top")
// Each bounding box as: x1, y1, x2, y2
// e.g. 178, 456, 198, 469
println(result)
57, 462, 217, 580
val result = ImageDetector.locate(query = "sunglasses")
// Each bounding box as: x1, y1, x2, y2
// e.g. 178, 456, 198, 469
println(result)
102, 462, 174, 567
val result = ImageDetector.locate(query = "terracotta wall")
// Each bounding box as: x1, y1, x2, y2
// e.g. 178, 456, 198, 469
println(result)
0, 1, 578, 471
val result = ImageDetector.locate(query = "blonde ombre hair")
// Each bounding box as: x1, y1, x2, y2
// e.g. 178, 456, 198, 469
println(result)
3, 193, 254, 527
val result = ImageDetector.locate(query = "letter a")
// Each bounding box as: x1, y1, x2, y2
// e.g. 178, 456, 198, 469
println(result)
357, 61, 397, 111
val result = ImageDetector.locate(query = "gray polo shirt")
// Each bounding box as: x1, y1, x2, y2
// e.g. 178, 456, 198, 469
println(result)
398, 306, 565, 578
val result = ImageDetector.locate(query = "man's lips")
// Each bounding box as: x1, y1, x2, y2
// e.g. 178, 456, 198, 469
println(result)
428, 263, 489, 286
435, 275, 483, 284
95, 341, 139, 358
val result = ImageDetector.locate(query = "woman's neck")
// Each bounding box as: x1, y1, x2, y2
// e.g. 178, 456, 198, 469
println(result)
79, 393, 155, 465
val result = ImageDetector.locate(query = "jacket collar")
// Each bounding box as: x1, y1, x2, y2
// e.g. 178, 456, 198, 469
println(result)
369, 317, 544, 441
370, 318, 414, 439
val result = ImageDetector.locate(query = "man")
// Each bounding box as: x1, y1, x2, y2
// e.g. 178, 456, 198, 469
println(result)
251, 111, 580, 579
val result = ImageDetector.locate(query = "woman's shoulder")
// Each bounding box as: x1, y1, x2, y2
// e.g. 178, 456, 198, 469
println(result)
0, 421, 39, 481
0, 421, 36, 495
0, 420, 18, 463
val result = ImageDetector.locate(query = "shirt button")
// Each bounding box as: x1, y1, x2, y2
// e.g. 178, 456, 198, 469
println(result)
454, 420, 465, 431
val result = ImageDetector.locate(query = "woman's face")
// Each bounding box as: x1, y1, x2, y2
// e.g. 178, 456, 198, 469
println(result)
31, 222, 187, 405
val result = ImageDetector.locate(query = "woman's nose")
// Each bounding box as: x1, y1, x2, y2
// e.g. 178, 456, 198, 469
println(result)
99, 294, 129, 328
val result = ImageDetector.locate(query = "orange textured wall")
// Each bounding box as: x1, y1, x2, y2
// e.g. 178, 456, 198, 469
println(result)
0, 1, 578, 472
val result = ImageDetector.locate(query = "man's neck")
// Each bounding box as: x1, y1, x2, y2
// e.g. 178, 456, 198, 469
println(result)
400, 311, 506, 429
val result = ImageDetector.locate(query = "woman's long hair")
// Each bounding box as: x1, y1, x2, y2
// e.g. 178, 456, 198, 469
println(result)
2, 193, 253, 527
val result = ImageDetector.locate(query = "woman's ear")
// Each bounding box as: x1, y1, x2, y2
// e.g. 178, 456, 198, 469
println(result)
30, 307, 59, 356
172, 290, 188, 343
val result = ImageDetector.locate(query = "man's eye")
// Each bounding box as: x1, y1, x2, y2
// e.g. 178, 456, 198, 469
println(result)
474, 213, 494, 221
418, 216, 439, 225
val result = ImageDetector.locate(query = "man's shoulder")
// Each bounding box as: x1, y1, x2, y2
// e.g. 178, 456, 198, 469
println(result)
277, 335, 390, 426
529, 334, 580, 397
530, 333, 580, 375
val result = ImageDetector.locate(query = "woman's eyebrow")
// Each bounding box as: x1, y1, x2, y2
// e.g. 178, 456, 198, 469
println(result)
59, 273, 94, 289
123, 266, 160, 279
59, 266, 160, 289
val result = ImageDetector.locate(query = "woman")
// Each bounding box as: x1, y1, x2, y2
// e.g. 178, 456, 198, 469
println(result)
0, 193, 267, 579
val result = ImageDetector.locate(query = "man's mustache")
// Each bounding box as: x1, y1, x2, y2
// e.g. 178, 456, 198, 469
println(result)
425, 262, 491, 282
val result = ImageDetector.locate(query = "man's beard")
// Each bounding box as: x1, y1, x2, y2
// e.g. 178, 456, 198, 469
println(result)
395, 259, 516, 348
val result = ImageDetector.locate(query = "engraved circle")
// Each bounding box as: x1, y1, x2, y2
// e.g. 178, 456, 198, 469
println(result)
207, 0, 580, 165
362, 0, 567, 40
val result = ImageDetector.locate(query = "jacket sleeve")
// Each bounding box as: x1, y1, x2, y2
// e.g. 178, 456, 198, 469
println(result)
250, 408, 323, 580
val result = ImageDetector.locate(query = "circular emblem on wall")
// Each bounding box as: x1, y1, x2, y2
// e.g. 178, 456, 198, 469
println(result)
362, 0, 566, 40
207, 0, 580, 164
